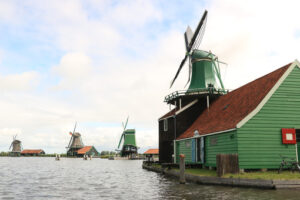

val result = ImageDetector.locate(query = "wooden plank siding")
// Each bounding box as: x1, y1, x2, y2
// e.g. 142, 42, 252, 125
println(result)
176, 130, 238, 165
205, 131, 238, 167
176, 139, 193, 164
238, 66, 300, 169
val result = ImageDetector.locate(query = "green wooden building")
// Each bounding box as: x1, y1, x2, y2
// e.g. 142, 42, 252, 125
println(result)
174, 61, 300, 170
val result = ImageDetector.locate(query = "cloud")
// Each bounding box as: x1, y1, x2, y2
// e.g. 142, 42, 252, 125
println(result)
1, 0, 300, 153
104, 0, 162, 27
0, 1, 17, 23
202, 0, 300, 89
0, 71, 39, 92
52, 52, 92, 83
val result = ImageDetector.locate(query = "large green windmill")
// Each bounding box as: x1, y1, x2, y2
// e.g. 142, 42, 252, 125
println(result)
169, 10, 225, 92
117, 117, 137, 157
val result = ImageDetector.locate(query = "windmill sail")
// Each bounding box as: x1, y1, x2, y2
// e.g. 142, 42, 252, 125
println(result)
117, 134, 124, 149
184, 26, 193, 51
170, 10, 208, 88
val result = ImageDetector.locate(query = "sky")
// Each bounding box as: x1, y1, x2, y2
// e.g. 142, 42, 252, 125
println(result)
1, 0, 300, 153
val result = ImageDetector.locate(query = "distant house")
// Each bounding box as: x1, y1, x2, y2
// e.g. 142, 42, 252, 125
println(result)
77, 146, 99, 157
144, 149, 159, 162
144, 149, 159, 156
21, 149, 45, 156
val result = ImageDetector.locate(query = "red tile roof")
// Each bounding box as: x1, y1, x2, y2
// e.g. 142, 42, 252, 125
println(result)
159, 109, 176, 120
144, 149, 159, 154
77, 146, 92, 154
21, 149, 44, 154
177, 63, 291, 140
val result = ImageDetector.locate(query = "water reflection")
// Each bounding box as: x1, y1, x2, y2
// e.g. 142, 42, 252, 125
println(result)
0, 157, 300, 200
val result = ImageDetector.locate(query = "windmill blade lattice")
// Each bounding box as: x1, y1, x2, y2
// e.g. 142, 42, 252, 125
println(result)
170, 10, 208, 88
117, 133, 124, 149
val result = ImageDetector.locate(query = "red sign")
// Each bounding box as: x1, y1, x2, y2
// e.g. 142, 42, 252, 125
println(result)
282, 128, 296, 144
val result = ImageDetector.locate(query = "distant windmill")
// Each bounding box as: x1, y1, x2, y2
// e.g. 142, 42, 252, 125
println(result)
116, 117, 137, 158
9, 135, 22, 157
66, 122, 84, 156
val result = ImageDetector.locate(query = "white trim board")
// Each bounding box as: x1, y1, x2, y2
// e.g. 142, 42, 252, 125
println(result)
158, 99, 199, 121
176, 99, 198, 115
236, 60, 300, 128
158, 115, 174, 121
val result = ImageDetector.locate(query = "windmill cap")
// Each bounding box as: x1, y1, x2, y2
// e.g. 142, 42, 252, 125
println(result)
124, 129, 135, 134
73, 132, 81, 136
191, 49, 216, 59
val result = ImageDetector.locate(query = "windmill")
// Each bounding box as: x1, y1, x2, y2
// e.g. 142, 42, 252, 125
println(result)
169, 10, 225, 92
116, 117, 137, 158
9, 135, 22, 156
66, 122, 85, 156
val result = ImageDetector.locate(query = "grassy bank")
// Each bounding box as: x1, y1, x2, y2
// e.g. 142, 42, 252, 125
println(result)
187, 168, 300, 180
150, 164, 300, 180
223, 171, 300, 180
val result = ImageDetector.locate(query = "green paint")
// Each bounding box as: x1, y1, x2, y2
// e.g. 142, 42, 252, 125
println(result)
175, 65, 300, 170
118, 129, 137, 157
188, 50, 224, 91
205, 131, 238, 167
123, 129, 136, 146
175, 140, 193, 164
238, 66, 300, 169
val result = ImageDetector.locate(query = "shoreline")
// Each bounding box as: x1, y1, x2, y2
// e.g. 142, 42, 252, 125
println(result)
142, 163, 300, 189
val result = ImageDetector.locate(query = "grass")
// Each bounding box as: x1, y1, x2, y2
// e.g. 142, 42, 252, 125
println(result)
151, 163, 162, 168
162, 167, 217, 177
149, 164, 300, 180
223, 171, 300, 180
185, 168, 217, 177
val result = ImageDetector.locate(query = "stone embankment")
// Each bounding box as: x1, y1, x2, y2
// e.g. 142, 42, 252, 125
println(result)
142, 163, 300, 189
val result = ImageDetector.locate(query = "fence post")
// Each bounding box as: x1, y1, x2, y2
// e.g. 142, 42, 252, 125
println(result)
179, 154, 185, 184
216, 154, 239, 177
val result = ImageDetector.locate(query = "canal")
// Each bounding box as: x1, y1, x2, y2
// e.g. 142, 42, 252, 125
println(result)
0, 157, 300, 200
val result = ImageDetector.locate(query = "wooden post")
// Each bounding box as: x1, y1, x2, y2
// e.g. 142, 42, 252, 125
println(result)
179, 154, 185, 184
216, 154, 239, 177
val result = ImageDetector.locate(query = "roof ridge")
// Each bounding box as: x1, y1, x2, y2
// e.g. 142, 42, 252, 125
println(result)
176, 62, 292, 140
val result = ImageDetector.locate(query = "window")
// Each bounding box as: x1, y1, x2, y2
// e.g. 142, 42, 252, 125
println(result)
185, 140, 191, 148
164, 119, 168, 131
210, 137, 217, 146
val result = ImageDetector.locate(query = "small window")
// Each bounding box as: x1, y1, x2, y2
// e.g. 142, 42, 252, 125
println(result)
210, 137, 217, 146
164, 119, 168, 131
185, 140, 191, 148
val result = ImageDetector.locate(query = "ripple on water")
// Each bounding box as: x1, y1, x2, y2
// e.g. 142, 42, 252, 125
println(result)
1, 157, 300, 200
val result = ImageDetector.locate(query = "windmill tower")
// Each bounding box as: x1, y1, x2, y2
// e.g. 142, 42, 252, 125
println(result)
66, 122, 84, 156
117, 117, 137, 158
9, 135, 22, 157
159, 10, 228, 163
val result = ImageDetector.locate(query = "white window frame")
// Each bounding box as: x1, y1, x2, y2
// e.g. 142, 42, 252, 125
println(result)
164, 119, 168, 132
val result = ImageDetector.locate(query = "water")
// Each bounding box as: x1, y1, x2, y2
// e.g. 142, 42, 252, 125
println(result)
1, 157, 300, 200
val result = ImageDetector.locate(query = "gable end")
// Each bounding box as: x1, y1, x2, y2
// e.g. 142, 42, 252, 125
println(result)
236, 60, 300, 128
